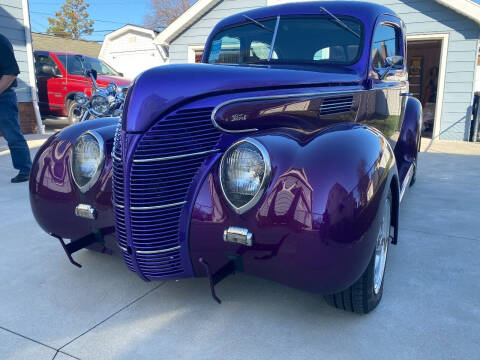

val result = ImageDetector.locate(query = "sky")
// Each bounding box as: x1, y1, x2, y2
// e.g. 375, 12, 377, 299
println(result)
29, 0, 151, 42
27, 0, 480, 43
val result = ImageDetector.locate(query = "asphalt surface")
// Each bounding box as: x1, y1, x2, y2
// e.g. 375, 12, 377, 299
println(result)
0, 135, 479, 360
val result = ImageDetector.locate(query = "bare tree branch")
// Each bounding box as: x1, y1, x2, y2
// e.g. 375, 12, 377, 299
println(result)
143, 0, 195, 31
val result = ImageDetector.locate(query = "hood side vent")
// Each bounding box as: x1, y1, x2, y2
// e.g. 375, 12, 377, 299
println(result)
320, 96, 354, 116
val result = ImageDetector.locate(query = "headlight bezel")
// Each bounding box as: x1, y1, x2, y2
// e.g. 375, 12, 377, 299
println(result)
219, 137, 271, 214
90, 93, 110, 116
70, 130, 105, 193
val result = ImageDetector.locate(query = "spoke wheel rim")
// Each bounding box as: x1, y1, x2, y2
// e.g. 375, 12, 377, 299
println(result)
69, 104, 82, 123
373, 196, 391, 295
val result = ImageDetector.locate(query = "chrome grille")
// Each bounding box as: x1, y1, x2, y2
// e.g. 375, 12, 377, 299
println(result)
112, 123, 135, 271
320, 96, 353, 115
112, 107, 221, 280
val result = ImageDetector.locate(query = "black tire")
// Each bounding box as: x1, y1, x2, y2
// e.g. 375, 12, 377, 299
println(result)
67, 100, 83, 125
410, 137, 420, 187
324, 190, 393, 314
409, 158, 417, 187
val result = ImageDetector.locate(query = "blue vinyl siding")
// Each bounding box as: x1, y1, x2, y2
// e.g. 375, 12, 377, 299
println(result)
169, 0, 267, 63
0, 0, 33, 102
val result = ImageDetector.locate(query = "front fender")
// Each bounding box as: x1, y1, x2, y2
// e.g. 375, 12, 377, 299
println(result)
29, 118, 119, 240
189, 124, 398, 294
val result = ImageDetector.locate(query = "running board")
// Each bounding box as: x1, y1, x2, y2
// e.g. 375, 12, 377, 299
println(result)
399, 163, 415, 203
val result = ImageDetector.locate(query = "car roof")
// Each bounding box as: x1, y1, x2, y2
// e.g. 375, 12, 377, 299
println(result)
212, 1, 397, 32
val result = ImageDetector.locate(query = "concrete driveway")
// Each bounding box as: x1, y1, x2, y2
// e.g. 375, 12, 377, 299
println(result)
0, 136, 479, 360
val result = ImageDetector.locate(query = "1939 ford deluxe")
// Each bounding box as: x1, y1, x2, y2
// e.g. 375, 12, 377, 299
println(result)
29, 1, 421, 313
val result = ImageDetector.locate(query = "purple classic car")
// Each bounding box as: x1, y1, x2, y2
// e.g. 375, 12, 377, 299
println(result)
29, 1, 421, 313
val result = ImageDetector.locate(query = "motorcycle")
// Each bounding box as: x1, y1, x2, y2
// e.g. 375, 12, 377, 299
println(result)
71, 69, 127, 123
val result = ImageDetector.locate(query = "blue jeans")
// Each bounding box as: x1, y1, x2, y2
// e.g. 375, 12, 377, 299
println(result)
0, 90, 32, 174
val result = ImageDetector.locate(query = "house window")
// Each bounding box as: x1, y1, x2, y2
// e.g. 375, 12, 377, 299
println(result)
188, 46, 204, 63
195, 50, 203, 63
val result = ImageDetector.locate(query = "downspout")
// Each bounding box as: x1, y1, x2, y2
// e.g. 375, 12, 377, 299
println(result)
22, 0, 44, 134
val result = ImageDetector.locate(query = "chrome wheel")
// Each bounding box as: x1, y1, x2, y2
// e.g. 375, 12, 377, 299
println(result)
373, 196, 391, 295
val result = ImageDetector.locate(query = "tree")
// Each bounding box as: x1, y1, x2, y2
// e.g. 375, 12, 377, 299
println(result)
46, 0, 94, 40
143, 0, 194, 31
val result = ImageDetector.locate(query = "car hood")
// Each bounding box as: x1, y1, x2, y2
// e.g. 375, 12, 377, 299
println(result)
125, 63, 364, 132
96, 74, 131, 86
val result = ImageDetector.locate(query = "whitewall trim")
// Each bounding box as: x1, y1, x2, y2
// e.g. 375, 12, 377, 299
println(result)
406, 33, 449, 141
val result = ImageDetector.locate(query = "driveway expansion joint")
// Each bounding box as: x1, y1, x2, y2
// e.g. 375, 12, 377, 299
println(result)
58, 282, 166, 351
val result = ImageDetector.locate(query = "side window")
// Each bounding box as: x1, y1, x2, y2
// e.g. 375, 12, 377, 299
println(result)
56, 55, 84, 75
35, 55, 61, 77
208, 36, 241, 64
371, 24, 400, 69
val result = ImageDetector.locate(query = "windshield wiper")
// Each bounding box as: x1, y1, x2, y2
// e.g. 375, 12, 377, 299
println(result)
242, 15, 274, 32
320, 7, 360, 38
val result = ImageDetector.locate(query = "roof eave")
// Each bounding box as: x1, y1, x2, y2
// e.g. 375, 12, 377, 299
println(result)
435, 0, 480, 26
153, 0, 222, 45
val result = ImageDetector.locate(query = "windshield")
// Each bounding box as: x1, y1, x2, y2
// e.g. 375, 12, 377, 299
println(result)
207, 16, 363, 66
57, 55, 121, 76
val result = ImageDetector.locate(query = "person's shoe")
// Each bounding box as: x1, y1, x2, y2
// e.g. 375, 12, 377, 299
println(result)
11, 172, 30, 183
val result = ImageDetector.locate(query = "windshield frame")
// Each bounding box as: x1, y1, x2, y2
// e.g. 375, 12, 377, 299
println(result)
205, 14, 365, 67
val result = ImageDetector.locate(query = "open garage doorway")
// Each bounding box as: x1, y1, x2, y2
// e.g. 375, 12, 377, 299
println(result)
407, 37, 445, 139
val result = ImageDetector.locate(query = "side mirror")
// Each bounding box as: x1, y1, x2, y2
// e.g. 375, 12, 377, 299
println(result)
41, 64, 57, 77
380, 55, 404, 80
85, 69, 98, 80
385, 56, 404, 69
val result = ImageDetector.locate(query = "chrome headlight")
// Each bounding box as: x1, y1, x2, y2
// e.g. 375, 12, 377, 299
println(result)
71, 131, 104, 192
74, 92, 88, 106
219, 138, 271, 214
91, 94, 109, 115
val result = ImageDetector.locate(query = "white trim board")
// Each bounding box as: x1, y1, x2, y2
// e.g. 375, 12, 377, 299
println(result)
22, 0, 44, 134
407, 33, 449, 141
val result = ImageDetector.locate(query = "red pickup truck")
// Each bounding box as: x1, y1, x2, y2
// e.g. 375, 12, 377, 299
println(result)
34, 51, 130, 123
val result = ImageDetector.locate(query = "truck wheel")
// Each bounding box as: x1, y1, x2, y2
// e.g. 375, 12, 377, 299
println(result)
324, 190, 392, 314
67, 100, 82, 125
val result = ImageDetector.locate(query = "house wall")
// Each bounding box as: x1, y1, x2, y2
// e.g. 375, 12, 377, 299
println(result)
101, 29, 166, 80
475, 47, 480, 92
0, 0, 38, 134
168, 0, 267, 63
0, 0, 32, 102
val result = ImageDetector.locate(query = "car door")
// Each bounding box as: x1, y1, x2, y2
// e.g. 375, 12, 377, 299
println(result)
35, 54, 65, 116
366, 16, 408, 147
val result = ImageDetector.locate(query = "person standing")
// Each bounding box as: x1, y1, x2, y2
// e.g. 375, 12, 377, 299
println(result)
0, 33, 32, 183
